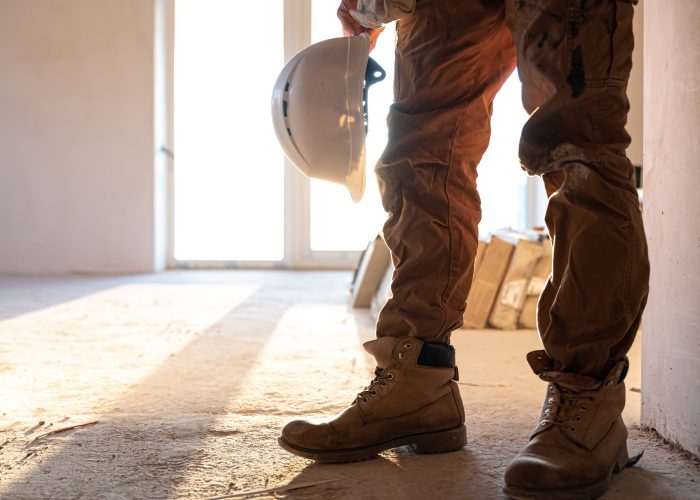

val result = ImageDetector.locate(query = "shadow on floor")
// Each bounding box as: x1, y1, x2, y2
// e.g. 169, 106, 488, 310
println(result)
278, 445, 691, 500
0, 275, 120, 322
1, 281, 296, 499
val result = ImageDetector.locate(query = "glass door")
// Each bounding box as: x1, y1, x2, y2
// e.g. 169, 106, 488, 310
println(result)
173, 0, 394, 268
306, 1, 395, 259
173, 0, 285, 264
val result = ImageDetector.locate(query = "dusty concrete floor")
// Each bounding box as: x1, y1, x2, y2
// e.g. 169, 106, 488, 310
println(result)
0, 271, 698, 499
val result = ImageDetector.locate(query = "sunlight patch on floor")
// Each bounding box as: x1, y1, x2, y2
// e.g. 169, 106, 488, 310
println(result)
0, 283, 258, 423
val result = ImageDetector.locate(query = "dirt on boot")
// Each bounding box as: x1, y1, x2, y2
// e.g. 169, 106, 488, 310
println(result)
504, 351, 640, 500
279, 336, 466, 462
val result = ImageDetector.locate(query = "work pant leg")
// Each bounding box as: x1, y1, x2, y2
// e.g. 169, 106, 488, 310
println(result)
375, 0, 516, 343
508, 0, 650, 377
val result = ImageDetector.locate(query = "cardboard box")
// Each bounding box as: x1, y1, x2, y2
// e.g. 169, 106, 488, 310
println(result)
463, 236, 515, 329
351, 235, 392, 308
461, 239, 487, 325
519, 237, 553, 329
489, 237, 544, 330
473, 239, 488, 277
370, 262, 394, 324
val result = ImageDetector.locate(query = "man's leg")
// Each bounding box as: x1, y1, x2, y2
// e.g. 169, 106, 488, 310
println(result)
279, 0, 516, 462
504, 0, 650, 497
376, 0, 516, 344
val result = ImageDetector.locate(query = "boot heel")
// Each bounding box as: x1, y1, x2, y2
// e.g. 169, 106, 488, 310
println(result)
411, 425, 467, 454
613, 443, 630, 473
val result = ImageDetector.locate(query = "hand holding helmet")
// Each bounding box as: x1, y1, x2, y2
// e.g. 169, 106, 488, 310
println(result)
337, 0, 384, 50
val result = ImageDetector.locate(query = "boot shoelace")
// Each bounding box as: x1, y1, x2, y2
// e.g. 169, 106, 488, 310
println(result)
354, 367, 394, 405
539, 384, 595, 432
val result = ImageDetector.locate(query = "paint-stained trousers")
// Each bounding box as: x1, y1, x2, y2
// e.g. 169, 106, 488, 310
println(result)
375, 0, 649, 378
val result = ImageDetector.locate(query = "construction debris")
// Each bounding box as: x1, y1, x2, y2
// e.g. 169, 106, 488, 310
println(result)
29, 420, 99, 444
204, 478, 341, 499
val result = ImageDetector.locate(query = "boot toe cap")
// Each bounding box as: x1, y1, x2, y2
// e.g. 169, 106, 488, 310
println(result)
281, 419, 334, 450
505, 449, 606, 491
505, 452, 566, 490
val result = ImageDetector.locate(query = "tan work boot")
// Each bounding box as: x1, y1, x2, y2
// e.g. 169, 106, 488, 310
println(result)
504, 351, 642, 500
278, 336, 466, 462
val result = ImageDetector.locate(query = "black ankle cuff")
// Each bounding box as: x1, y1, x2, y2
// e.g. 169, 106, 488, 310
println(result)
417, 342, 455, 368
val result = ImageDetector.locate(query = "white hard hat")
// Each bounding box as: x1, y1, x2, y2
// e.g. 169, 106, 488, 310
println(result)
271, 35, 386, 202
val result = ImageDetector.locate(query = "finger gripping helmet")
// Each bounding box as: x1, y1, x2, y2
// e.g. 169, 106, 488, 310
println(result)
271, 35, 385, 202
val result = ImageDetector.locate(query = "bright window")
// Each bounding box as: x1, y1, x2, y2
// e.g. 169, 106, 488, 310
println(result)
309, 1, 393, 251
174, 0, 285, 261
477, 72, 531, 235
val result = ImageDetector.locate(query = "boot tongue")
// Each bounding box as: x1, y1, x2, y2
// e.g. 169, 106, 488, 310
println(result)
363, 337, 397, 369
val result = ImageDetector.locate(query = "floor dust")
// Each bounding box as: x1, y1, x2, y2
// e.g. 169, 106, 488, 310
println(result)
0, 271, 697, 499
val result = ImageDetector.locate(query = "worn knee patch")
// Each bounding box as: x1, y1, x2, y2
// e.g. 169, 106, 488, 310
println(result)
375, 163, 413, 215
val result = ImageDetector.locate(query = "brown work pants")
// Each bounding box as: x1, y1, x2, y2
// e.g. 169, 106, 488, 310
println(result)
375, 0, 650, 378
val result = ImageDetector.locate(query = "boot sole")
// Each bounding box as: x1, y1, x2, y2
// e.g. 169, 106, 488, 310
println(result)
278, 424, 467, 463
503, 443, 631, 500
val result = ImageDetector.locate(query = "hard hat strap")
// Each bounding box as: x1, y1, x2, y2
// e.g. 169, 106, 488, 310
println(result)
363, 57, 387, 134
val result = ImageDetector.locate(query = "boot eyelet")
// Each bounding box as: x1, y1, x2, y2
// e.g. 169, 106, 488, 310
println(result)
548, 386, 555, 394
540, 420, 547, 426
403, 342, 412, 349
569, 427, 576, 432
370, 390, 378, 397
386, 373, 394, 380
544, 409, 551, 415
547, 397, 555, 404
579, 405, 587, 411
398, 352, 406, 360
380, 382, 387, 387
575, 415, 582, 421
361, 398, 368, 404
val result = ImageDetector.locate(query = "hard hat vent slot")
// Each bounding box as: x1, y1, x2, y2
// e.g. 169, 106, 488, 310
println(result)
286, 127, 292, 137
283, 100, 288, 117
284, 81, 290, 92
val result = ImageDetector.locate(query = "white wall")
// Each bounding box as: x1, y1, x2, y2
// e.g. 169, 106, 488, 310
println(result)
642, 0, 700, 456
0, 0, 169, 273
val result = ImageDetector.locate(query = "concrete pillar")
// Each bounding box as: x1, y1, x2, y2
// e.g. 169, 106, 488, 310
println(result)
642, 1, 700, 456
